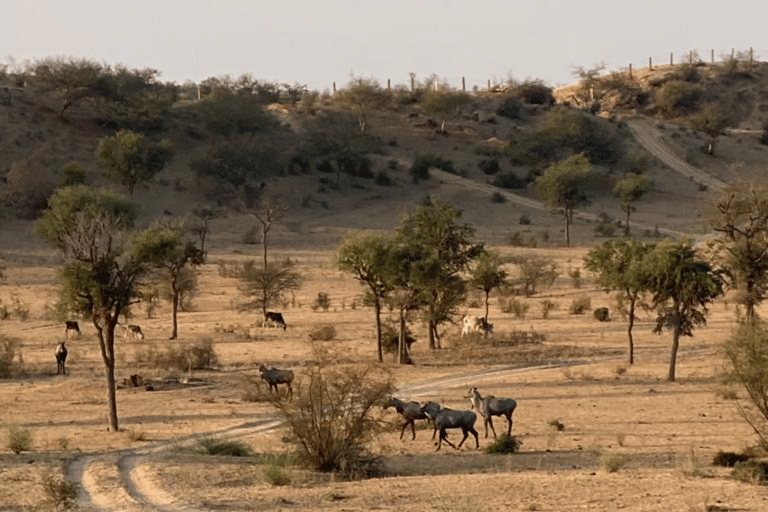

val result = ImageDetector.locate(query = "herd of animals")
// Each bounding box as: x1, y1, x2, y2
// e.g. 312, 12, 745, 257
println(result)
384, 387, 517, 451
53, 311, 511, 451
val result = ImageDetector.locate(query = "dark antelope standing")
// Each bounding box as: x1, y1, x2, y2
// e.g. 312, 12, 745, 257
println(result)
55, 341, 68, 375
420, 403, 478, 451
468, 387, 517, 438
259, 364, 294, 398
65, 320, 80, 338
383, 397, 440, 441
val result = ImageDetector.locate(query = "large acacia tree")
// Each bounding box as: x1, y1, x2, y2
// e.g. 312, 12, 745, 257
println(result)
469, 250, 508, 336
335, 232, 393, 362
642, 241, 723, 381
535, 152, 593, 246
396, 197, 483, 349
96, 129, 174, 197
132, 222, 205, 339
36, 186, 159, 431
584, 239, 654, 364
710, 181, 768, 323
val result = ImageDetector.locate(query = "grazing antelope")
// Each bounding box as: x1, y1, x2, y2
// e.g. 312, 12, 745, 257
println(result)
65, 321, 80, 338
259, 364, 294, 398
420, 404, 479, 452
383, 397, 440, 441
122, 324, 145, 341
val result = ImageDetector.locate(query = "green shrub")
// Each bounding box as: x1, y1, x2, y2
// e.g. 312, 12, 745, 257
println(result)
381, 320, 416, 355
262, 464, 291, 486
3, 423, 33, 453
490, 191, 506, 203
485, 434, 521, 454
732, 459, 768, 484
478, 158, 500, 175
374, 171, 392, 186
600, 452, 627, 473
491, 171, 528, 189
713, 451, 750, 467
656, 80, 702, 115
511, 79, 554, 105
410, 154, 457, 182
496, 97, 524, 119
195, 437, 252, 457
569, 296, 591, 315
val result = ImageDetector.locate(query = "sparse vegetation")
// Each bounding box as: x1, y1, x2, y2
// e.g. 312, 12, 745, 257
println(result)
134, 338, 218, 371
195, 437, 252, 457
485, 433, 521, 454
41, 471, 79, 511
3, 423, 33, 454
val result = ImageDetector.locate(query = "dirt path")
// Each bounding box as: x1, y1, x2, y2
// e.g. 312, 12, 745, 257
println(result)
431, 169, 687, 238
626, 119, 726, 191
64, 363, 572, 512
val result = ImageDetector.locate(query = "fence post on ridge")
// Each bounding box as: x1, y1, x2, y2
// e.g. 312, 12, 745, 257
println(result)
649, 57, 653, 71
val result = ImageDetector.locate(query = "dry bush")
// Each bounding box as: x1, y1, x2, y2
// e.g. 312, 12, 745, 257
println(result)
541, 299, 557, 319
270, 361, 393, 476
501, 297, 529, 319
307, 324, 336, 341
6, 159, 56, 219
600, 451, 627, 473
569, 296, 591, 315
134, 337, 217, 371
0, 334, 22, 378
41, 471, 78, 511
3, 422, 33, 453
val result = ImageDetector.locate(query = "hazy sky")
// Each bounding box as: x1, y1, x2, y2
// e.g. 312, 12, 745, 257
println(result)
5, 0, 767, 91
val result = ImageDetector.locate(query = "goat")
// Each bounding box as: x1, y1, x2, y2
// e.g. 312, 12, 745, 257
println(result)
383, 397, 439, 441
468, 387, 517, 438
259, 364, 294, 398
55, 341, 68, 375
420, 404, 478, 451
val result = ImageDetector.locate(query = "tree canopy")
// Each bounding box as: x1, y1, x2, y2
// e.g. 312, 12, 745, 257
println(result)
35, 186, 151, 431
641, 241, 723, 381
535, 152, 593, 246
96, 129, 174, 196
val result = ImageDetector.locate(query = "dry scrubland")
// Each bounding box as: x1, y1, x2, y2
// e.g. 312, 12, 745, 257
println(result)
1, 231, 767, 511
4, 60, 768, 510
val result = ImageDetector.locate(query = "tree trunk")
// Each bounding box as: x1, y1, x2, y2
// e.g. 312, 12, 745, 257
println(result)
170, 277, 179, 340
374, 297, 383, 363
398, 308, 407, 364
427, 303, 437, 350
95, 317, 119, 431
668, 311, 682, 381
624, 205, 632, 237
564, 210, 571, 247
484, 292, 490, 339
627, 296, 636, 365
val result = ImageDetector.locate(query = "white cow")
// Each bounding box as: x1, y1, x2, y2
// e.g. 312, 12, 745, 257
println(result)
461, 315, 493, 338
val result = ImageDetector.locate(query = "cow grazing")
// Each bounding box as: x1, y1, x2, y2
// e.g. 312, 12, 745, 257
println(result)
461, 315, 493, 338
65, 320, 80, 338
263, 311, 287, 330
122, 324, 145, 341
55, 341, 68, 375
259, 364, 294, 398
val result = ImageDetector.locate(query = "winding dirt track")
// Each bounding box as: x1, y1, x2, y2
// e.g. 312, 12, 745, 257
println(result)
64, 364, 565, 512
626, 120, 726, 191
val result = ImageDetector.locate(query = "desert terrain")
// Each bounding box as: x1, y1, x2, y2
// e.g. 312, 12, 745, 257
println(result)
2, 60, 768, 511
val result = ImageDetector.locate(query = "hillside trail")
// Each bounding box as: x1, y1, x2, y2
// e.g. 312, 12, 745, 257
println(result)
430, 169, 687, 239
626, 119, 726, 191
64, 362, 569, 512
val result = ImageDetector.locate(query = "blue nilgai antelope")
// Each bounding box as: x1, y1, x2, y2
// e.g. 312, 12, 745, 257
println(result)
468, 387, 517, 438
383, 397, 441, 441
420, 402, 479, 451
